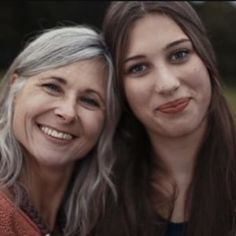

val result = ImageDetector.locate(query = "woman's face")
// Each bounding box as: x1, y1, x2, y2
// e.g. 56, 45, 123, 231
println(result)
122, 14, 211, 140
13, 59, 107, 168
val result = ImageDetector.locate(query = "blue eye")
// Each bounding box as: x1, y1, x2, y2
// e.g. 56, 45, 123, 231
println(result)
43, 83, 62, 93
126, 64, 148, 76
170, 49, 189, 63
80, 96, 100, 108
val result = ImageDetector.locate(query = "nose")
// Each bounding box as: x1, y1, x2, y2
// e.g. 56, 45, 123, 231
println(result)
154, 65, 180, 95
54, 98, 77, 123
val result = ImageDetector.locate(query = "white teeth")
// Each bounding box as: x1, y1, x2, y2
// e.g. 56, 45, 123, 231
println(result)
40, 126, 73, 140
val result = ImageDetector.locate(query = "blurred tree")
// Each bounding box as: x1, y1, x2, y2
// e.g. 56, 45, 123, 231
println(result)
0, 2, 31, 68
0, 1, 235, 85
0, 1, 109, 69
191, 1, 236, 85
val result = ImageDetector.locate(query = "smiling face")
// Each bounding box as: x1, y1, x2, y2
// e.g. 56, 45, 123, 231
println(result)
123, 14, 212, 140
13, 59, 107, 168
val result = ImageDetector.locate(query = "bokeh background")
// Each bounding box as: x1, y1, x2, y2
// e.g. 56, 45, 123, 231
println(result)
0, 1, 235, 109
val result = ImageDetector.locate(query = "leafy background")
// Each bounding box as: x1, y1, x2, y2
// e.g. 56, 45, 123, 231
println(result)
0, 1, 235, 109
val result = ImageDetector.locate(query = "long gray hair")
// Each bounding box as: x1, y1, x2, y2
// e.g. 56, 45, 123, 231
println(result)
0, 26, 120, 236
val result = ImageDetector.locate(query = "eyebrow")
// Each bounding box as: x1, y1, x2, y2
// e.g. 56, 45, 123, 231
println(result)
124, 38, 191, 64
39, 76, 67, 85
165, 38, 190, 50
50, 76, 67, 84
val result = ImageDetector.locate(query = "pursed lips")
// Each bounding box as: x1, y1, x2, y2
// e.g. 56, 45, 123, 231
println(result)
156, 97, 191, 114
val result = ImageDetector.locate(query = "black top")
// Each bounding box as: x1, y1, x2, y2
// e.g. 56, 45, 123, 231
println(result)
165, 222, 186, 236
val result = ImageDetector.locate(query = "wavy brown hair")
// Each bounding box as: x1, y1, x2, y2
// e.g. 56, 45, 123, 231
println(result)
101, 1, 236, 236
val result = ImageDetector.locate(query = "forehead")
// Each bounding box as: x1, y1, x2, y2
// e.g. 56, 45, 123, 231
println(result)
127, 13, 188, 54
27, 58, 108, 93
45, 58, 107, 76
131, 13, 185, 36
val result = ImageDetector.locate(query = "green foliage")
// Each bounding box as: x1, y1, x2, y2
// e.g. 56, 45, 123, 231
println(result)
224, 85, 236, 111
0, 70, 5, 80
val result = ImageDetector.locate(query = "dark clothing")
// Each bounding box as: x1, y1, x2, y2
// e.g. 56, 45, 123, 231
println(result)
165, 222, 186, 236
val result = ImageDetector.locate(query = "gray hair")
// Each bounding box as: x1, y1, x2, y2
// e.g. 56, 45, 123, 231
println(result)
0, 26, 121, 236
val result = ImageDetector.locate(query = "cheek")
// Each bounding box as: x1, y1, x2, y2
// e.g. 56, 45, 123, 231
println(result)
13, 93, 24, 121
12, 92, 42, 142
192, 65, 212, 100
82, 112, 105, 138
124, 81, 149, 110
12, 100, 26, 143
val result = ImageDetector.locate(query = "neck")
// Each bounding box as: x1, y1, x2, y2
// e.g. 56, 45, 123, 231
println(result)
20, 163, 74, 230
149, 120, 207, 222
150, 119, 207, 185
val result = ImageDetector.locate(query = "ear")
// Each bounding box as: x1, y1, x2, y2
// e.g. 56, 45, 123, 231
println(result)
10, 73, 19, 84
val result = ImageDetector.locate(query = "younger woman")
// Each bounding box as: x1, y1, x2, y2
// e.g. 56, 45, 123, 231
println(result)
102, 2, 236, 236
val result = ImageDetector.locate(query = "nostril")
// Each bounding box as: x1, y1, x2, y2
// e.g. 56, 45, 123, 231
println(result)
155, 80, 180, 95
54, 109, 77, 123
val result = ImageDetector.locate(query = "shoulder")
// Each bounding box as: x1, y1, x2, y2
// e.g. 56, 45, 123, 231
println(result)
0, 191, 41, 236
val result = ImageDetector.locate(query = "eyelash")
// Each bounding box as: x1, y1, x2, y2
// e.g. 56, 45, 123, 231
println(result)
80, 96, 101, 108
41, 83, 102, 110
125, 63, 149, 76
125, 48, 190, 76
169, 49, 190, 63
42, 83, 62, 94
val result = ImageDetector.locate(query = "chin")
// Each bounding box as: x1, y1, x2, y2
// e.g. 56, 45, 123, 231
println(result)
160, 121, 206, 139
164, 129, 193, 139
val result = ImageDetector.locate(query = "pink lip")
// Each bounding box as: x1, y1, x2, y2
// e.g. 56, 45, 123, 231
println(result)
157, 98, 191, 114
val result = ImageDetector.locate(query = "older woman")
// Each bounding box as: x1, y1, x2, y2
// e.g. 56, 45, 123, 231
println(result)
0, 26, 120, 236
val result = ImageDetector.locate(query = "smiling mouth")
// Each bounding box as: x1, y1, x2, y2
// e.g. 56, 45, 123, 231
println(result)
38, 124, 74, 141
157, 98, 191, 114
